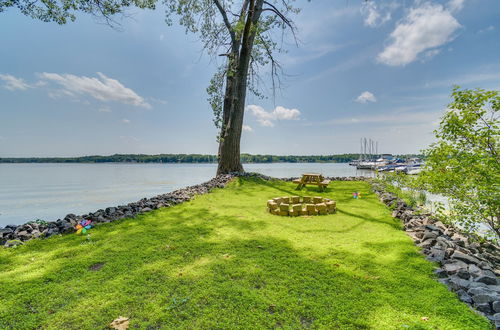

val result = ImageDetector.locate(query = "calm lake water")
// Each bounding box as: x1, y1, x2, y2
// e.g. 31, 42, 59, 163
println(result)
0, 163, 373, 227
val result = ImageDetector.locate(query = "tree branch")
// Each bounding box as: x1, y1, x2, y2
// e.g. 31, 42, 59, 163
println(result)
212, 0, 235, 44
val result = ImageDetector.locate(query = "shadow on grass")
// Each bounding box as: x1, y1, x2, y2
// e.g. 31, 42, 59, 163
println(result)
0, 178, 489, 329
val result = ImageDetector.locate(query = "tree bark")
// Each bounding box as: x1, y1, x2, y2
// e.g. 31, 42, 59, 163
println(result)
216, 0, 263, 175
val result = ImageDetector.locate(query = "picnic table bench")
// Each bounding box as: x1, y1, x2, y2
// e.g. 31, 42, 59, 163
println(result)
293, 173, 331, 191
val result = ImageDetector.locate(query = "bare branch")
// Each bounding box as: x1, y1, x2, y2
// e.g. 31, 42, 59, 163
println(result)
212, 0, 236, 44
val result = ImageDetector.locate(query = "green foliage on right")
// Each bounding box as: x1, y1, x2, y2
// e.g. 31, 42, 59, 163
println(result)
0, 178, 490, 329
419, 87, 499, 241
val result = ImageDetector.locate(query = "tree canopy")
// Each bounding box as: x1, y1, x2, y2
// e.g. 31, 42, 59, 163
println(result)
418, 87, 499, 240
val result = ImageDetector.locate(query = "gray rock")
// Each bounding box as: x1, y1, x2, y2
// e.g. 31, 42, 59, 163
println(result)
468, 287, 494, 296
457, 290, 473, 304
45, 228, 59, 237
444, 261, 467, 275
478, 261, 493, 270
420, 238, 437, 249
427, 248, 446, 263
438, 278, 450, 286
488, 285, 500, 293
475, 303, 492, 314
16, 230, 30, 240
472, 294, 498, 304
425, 224, 442, 233
436, 236, 454, 248
476, 275, 498, 285
58, 221, 74, 234
451, 250, 480, 264
434, 268, 448, 278
4, 239, 24, 247
493, 301, 500, 313
457, 268, 471, 280
141, 207, 152, 212
468, 264, 483, 277
449, 275, 471, 291
469, 282, 488, 289
495, 313, 500, 330
422, 231, 439, 240
0, 228, 14, 236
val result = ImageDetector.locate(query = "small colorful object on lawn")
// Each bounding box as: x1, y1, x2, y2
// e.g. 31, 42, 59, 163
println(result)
352, 192, 361, 199
75, 219, 92, 235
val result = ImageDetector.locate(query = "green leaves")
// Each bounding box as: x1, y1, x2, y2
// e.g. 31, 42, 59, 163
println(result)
419, 87, 500, 241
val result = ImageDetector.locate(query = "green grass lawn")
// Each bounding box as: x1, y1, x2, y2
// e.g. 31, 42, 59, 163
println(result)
0, 178, 490, 329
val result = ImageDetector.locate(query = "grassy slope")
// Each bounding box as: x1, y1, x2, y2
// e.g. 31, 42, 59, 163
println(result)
0, 178, 490, 329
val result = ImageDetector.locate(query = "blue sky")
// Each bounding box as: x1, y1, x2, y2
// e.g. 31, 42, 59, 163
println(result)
1, 0, 499, 157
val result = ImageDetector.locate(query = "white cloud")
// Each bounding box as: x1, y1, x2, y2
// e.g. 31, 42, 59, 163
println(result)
478, 25, 495, 34
39, 72, 151, 109
447, 0, 465, 13
151, 97, 168, 105
98, 107, 112, 113
121, 118, 131, 124
361, 1, 396, 28
377, 2, 461, 66
0, 74, 31, 91
246, 105, 301, 127
242, 125, 253, 132
422, 49, 441, 61
356, 91, 377, 103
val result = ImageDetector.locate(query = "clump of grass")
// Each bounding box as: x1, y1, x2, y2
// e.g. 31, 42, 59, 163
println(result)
0, 177, 489, 329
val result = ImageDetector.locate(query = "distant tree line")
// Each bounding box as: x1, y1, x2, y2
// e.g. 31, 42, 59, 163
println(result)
0, 153, 423, 164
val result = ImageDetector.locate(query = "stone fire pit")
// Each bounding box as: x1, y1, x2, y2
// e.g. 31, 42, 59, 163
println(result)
267, 196, 336, 216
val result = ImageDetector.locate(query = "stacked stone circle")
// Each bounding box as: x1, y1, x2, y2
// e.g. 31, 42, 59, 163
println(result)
267, 196, 336, 216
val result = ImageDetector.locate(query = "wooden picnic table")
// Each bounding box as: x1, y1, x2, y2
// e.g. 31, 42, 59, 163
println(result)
292, 173, 331, 191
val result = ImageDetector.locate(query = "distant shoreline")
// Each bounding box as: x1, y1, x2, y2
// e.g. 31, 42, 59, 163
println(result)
0, 153, 422, 164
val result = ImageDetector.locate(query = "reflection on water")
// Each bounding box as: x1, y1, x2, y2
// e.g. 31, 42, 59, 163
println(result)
0, 163, 372, 226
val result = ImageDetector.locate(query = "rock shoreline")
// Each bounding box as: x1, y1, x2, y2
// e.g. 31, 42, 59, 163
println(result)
371, 181, 500, 326
0, 173, 370, 247
1, 174, 237, 247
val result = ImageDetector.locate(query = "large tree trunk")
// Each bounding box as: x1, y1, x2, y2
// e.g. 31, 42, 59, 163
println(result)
216, 0, 263, 175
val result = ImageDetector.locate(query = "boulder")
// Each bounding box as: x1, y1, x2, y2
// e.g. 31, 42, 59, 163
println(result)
451, 251, 480, 265
434, 268, 448, 278
419, 238, 437, 249
427, 248, 446, 263
0, 227, 14, 237
422, 231, 439, 241
493, 301, 500, 313
468, 286, 491, 295
468, 282, 488, 289
457, 290, 473, 304
468, 264, 483, 277
475, 303, 492, 314
476, 275, 498, 285
58, 220, 74, 234
449, 275, 471, 291
488, 285, 500, 293
457, 268, 471, 280
472, 294, 498, 304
